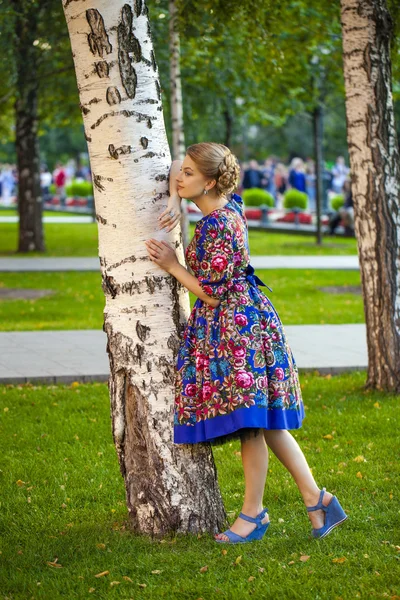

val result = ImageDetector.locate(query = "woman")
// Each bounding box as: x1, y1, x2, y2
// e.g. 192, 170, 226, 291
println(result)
144, 142, 347, 544
288, 157, 307, 193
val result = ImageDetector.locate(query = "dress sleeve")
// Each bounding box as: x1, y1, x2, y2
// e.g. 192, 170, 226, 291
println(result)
196, 215, 235, 301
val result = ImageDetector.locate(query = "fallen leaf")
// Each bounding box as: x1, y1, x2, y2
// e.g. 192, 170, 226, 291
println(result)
288, 560, 295, 565
278, 518, 284, 523
373, 402, 380, 408
88, 588, 95, 593
235, 555, 242, 564
151, 570, 162, 575
356, 472, 363, 479
248, 576, 255, 581
300, 555, 310, 562
96, 543, 106, 550
123, 576, 133, 582
221, 549, 228, 555
332, 557, 346, 564
258, 567, 265, 572
199, 565, 208, 573
4, 407, 9, 412
353, 455, 365, 463
323, 434, 333, 440
138, 583, 147, 588
94, 570, 109, 578
110, 581, 120, 586
47, 559, 62, 568
16, 480, 25, 487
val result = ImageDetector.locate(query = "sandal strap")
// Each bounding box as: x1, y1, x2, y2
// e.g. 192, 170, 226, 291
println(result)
306, 488, 327, 512
239, 507, 268, 526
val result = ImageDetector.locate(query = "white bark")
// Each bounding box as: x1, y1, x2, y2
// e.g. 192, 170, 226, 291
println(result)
341, 0, 400, 390
62, 0, 227, 535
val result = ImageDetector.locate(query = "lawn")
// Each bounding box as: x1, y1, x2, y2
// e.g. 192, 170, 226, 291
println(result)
0, 222, 358, 258
0, 269, 363, 331
0, 371, 398, 599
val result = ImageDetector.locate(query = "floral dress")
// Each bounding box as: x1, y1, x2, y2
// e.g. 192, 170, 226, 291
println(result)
173, 193, 305, 445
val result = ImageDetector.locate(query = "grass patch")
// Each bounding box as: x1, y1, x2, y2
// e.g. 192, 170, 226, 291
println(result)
0, 270, 363, 331
0, 371, 398, 599
0, 222, 357, 258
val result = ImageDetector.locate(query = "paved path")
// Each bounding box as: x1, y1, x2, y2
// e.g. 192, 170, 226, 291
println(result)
0, 255, 359, 272
0, 324, 367, 384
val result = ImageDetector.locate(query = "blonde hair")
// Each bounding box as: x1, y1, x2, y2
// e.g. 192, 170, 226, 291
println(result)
186, 142, 240, 196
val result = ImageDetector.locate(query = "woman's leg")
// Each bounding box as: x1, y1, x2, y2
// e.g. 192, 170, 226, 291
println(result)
215, 430, 270, 541
263, 429, 333, 529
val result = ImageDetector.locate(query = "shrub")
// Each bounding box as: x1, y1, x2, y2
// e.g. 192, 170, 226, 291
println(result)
283, 189, 308, 211
242, 188, 274, 208
330, 195, 345, 211
49, 183, 56, 194
65, 180, 93, 197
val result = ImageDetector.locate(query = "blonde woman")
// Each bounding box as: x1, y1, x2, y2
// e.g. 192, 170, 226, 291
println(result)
144, 143, 347, 544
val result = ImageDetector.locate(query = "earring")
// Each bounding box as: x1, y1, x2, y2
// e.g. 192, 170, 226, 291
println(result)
203, 189, 208, 195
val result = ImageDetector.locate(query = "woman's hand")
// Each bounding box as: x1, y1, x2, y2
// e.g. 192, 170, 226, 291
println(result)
158, 193, 182, 233
144, 238, 180, 273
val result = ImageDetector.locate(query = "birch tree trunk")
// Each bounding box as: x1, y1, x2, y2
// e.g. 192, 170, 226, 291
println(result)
14, 0, 45, 252
340, 0, 400, 391
169, 0, 189, 251
62, 0, 227, 536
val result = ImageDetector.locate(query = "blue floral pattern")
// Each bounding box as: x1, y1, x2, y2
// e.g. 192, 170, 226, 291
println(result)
174, 193, 305, 444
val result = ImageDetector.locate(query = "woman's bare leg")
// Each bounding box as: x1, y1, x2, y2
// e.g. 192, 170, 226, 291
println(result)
214, 431, 270, 541
263, 429, 333, 529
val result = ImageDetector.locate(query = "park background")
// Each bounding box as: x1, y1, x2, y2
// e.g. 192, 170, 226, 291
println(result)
0, 1, 399, 599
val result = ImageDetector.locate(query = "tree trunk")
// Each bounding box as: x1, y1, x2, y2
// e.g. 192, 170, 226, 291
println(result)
313, 105, 323, 246
14, 0, 45, 253
62, 0, 227, 536
169, 0, 189, 251
341, 0, 400, 391
223, 108, 233, 149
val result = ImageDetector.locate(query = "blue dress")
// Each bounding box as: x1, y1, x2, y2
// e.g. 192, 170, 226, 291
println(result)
173, 193, 305, 445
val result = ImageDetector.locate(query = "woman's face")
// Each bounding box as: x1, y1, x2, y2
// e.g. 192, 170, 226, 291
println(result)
175, 155, 214, 199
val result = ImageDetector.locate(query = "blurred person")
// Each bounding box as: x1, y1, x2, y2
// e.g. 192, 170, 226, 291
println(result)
53, 162, 67, 206
260, 157, 276, 199
288, 158, 306, 193
40, 165, 52, 202
329, 179, 354, 235
305, 160, 316, 212
331, 156, 350, 194
0, 164, 15, 206
274, 163, 288, 209
242, 159, 262, 189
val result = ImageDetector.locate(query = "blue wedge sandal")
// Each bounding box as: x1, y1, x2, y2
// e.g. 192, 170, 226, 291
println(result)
214, 508, 270, 544
307, 487, 348, 538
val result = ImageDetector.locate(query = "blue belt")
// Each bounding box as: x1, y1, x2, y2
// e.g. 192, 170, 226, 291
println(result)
236, 264, 273, 293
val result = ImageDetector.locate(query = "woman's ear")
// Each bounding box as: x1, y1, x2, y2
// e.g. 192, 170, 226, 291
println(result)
206, 179, 217, 191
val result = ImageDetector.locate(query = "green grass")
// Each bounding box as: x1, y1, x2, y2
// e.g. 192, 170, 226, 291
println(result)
0, 269, 363, 331
0, 209, 91, 217
0, 371, 399, 599
0, 222, 357, 258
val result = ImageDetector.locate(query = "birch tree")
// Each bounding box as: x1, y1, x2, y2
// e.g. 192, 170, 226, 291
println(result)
62, 0, 226, 536
168, 0, 189, 250
341, 0, 400, 391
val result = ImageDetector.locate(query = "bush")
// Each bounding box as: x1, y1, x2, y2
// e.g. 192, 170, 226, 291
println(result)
49, 183, 56, 194
330, 195, 345, 211
283, 189, 308, 211
65, 180, 93, 197
242, 188, 275, 208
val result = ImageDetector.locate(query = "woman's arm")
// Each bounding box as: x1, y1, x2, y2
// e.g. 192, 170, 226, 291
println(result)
169, 262, 221, 308
169, 160, 182, 198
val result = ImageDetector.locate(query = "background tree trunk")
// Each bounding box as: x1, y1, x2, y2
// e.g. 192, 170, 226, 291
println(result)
14, 0, 44, 253
169, 0, 189, 251
341, 0, 400, 391
62, 0, 227, 536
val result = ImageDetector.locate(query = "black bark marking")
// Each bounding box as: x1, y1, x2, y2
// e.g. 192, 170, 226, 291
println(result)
155, 174, 167, 182
118, 4, 141, 99
151, 49, 156, 71
88, 97, 102, 105
91, 109, 156, 130
86, 9, 112, 58
109, 144, 132, 159
80, 104, 90, 115
134, 0, 142, 17
102, 274, 118, 298
155, 80, 161, 100
84, 132, 92, 142
140, 137, 149, 149
93, 173, 113, 191
95, 61, 109, 78
136, 321, 150, 342
147, 118, 152, 129
96, 214, 107, 225
107, 255, 137, 271
106, 86, 122, 105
